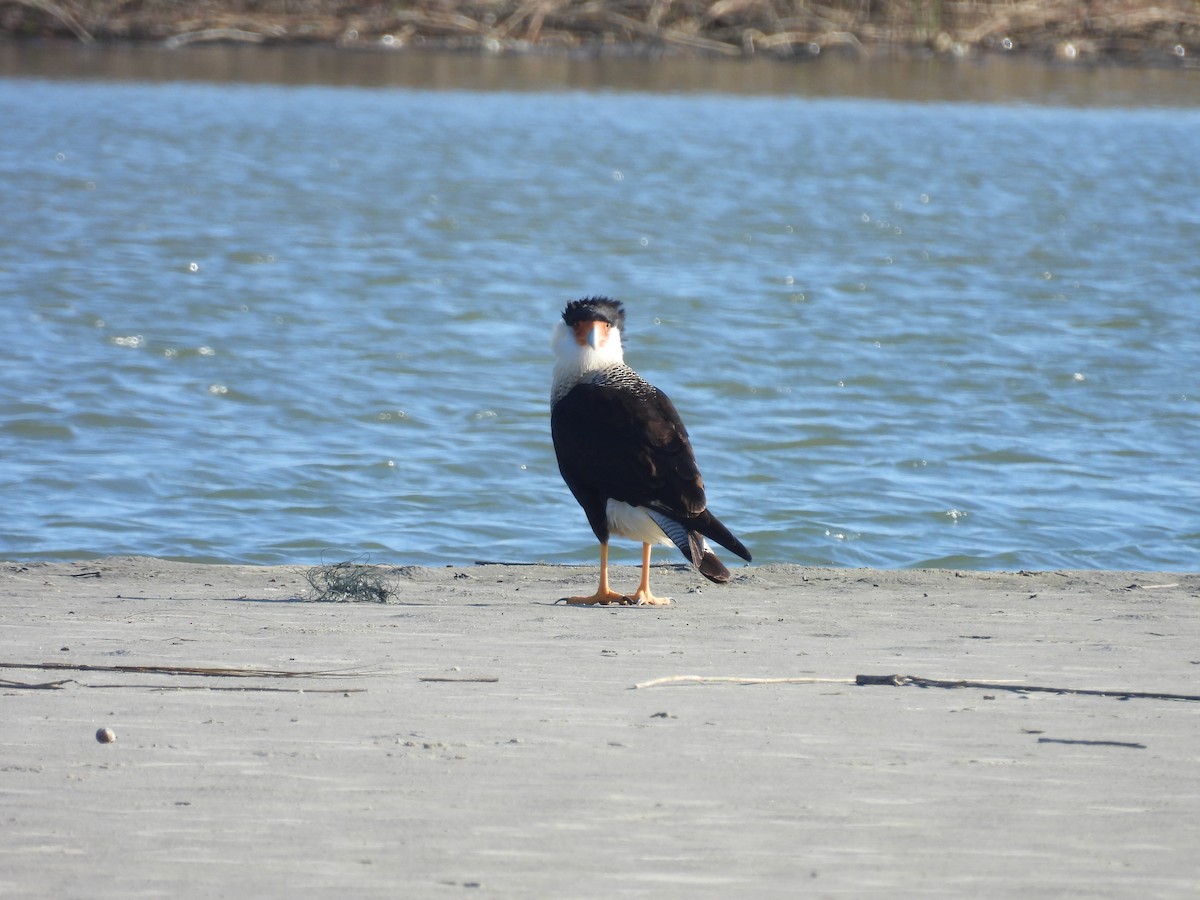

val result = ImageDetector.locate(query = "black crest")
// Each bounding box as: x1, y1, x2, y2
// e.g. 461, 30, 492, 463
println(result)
562, 297, 626, 332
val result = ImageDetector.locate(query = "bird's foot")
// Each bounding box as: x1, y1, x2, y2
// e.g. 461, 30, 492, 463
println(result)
558, 590, 636, 606
629, 590, 672, 606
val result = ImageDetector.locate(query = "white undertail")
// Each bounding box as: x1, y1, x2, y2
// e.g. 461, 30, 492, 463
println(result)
606, 499, 675, 548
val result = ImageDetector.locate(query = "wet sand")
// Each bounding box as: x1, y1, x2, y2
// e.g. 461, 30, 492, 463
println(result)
3, 557, 1199, 896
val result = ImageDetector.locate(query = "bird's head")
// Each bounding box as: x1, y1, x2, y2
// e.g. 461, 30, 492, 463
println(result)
553, 297, 626, 372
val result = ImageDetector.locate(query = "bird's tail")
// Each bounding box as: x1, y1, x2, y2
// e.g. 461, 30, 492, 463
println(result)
647, 510, 747, 585
694, 510, 752, 563
696, 547, 732, 583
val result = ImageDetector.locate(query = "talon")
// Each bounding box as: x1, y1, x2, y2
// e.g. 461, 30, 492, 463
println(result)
562, 591, 635, 606
631, 591, 672, 606
557, 544, 637, 607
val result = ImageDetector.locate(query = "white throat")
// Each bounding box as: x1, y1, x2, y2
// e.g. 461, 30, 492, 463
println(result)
551, 320, 625, 405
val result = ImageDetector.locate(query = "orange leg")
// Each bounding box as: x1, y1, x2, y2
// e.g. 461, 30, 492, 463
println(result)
561, 543, 634, 605
629, 543, 672, 606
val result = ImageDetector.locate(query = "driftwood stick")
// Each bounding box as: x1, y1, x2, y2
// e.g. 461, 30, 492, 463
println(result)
1037, 737, 1146, 749
83, 684, 368, 693
600, 9, 742, 54
856, 674, 1200, 702
633, 672, 1200, 703
0, 677, 74, 690
634, 675, 854, 689
0, 661, 367, 679
15, 0, 93, 43
390, 9, 493, 35
163, 28, 266, 49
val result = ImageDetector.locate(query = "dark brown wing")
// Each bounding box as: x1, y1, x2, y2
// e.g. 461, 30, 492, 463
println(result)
551, 380, 706, 530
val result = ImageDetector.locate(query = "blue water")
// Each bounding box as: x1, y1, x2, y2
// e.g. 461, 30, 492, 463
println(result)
2, 60, 1199, 570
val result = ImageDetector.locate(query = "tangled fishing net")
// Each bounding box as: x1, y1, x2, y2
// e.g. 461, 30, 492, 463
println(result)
302, 558, 400, 603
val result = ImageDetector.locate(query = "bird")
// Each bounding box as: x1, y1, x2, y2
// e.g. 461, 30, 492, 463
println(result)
550, 297, 751, 605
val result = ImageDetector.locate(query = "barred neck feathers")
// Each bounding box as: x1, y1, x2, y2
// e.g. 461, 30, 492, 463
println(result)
551, 318, 626, 406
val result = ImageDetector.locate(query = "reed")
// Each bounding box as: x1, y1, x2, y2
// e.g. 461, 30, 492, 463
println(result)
4, 0, 1197, 62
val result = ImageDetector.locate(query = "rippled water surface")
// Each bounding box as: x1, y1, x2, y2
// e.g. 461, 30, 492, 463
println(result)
2, 48, 1198, 569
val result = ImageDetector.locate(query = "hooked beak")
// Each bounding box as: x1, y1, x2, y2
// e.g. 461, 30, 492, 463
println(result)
574, 320, 608, 349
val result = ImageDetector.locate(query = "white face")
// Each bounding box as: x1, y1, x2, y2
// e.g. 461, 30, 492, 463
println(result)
552, 318, 624, 371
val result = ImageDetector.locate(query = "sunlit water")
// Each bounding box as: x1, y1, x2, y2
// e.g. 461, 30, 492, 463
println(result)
2, 48, 1198, 570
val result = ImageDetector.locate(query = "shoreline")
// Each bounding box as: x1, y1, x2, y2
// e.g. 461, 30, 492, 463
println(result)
4, 556, 1199, 895
3, 1, 1197, 68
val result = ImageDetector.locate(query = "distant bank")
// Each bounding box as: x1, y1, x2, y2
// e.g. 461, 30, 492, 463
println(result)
3, 0, 1197, 66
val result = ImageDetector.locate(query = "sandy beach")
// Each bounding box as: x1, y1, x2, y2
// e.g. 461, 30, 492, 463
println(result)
2, 557, 1199, 897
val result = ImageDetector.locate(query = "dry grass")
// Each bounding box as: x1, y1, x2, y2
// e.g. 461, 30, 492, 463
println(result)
3, 0, 1197, 61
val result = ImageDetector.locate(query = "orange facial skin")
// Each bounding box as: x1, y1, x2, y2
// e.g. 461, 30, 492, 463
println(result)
573, 320, 610, 349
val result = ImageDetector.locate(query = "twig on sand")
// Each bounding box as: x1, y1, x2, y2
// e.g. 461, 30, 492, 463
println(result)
1037, 737, 1146, 749
1, 677, 74, 690
0, 661, 368, 679
87, 684, 367, 693
634, 675, 855, 689
633, 672, 1200, 702
856, 673, 1200, 702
